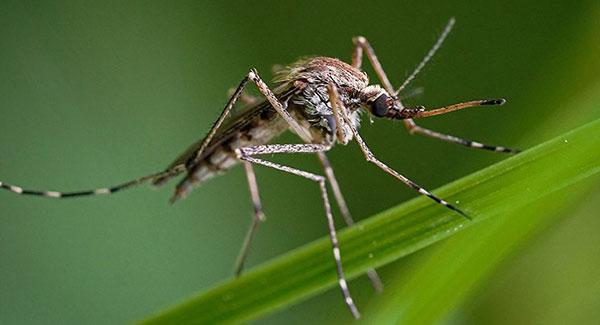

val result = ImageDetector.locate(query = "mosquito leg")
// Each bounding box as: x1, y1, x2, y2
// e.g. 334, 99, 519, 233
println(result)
245, 70, 313, 142
328, 84, 469, 220
236, 143, 361, 319
233, 162, 266, 277
227, 87, 258, 106
317, 152, 383, 293
404, 119, 520, 153
0, 165, 185, 199
353, 128, 468, 219
185, 76, 250, 168
316, 152, 352, 225
401, 99, 520, 153
153, 75, 256, 186
351, 36, 396, 97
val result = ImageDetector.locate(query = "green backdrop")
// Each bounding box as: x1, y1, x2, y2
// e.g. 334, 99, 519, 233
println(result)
1, 1, 598, 324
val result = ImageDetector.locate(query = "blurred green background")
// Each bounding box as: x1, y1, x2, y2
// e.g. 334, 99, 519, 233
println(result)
0, 1, 598, 324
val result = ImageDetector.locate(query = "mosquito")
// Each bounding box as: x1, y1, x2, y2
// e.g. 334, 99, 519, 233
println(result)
0, 18, 519, 318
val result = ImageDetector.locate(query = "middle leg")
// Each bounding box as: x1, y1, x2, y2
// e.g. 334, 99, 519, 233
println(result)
235, 143, 361, 319
233, 161, 266, 277
316, 152, 383, 293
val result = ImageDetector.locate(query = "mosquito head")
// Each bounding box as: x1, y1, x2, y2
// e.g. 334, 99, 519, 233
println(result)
368, 93, 395, 117
360, 85, 404, 118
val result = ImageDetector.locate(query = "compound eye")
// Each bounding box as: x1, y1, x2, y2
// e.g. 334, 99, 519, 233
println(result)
370, 94, 390, 117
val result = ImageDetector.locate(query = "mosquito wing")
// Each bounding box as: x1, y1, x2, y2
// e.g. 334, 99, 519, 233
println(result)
152, 84, 297, 186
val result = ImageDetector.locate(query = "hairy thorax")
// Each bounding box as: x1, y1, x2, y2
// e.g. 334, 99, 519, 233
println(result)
276, 56, 369, 144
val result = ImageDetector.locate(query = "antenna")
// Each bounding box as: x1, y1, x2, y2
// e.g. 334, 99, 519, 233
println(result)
396, 17, 456, 95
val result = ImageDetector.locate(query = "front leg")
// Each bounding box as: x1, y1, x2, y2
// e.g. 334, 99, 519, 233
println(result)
328, 83, 469, 219
351, 21, 519, 154
351, 36, 396, 97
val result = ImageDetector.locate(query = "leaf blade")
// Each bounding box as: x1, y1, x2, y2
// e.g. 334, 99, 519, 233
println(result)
141, 119, 600, 324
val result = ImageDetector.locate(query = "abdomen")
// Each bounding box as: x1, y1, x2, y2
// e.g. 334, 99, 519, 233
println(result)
171, 114, 289, 201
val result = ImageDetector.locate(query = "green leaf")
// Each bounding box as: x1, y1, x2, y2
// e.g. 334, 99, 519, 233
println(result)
140, 119, 600, 324
364, 169, 597, 325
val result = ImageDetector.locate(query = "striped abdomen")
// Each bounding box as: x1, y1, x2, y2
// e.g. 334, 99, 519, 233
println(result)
170, 110, 289, 202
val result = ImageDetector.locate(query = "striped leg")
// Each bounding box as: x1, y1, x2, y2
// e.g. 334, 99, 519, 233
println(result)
233, 161, 266, 277
351, 130, 469, 219
400, 99, 520, 153
316, 152, 383, 293
0, 165, 184, 199
403, 119, 520, 153
328, 84, 469, 220
235, 143, 361, 319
